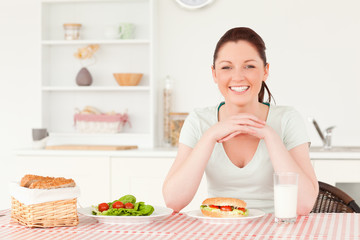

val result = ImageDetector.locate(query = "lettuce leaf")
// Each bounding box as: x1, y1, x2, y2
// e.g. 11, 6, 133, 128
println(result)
119, 195, 136, 204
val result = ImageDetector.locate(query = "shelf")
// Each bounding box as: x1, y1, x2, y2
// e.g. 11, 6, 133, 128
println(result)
50, 132, 150, 137
47, 132, 153, 147
42, 0, 147, 4
41, 39, 150, 45
42, 86, 150, 91
40, 0, 155, 148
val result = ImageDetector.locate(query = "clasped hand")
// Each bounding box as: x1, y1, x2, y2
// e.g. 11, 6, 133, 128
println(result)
208, 113, 269, 143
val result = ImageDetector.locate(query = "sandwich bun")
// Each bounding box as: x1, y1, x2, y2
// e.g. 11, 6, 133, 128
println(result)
200, 197, 247, 218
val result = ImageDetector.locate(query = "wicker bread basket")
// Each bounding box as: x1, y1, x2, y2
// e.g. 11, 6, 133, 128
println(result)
11, 197, 79, 228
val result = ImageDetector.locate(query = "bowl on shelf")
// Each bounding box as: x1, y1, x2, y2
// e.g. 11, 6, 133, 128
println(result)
113, 73, 143, 86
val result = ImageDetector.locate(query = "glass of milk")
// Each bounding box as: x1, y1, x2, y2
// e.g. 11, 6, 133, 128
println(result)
273, 172, 298, 223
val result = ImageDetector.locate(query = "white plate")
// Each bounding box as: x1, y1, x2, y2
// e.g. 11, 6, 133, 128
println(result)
185, 209, 265, 224
78, 206, 173, 224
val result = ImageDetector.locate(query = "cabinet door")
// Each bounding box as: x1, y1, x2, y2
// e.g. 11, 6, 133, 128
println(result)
14, 156, 111, 207
312, 160, 360, 185
111, 157, 208, 212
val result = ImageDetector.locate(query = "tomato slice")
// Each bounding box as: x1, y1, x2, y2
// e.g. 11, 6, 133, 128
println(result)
125, 202, 134, 209
220, 206, 232, 211
98, 203, 109, 212
209, 205, 220, 209
112, 201, 125, 209
237, 208, 246, 212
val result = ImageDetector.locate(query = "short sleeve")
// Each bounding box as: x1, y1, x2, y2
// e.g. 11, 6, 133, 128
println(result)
178, 111, 201, 148
281, 108, 311, 150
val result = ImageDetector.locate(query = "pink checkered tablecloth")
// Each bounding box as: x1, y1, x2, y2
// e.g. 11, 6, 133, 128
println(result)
0, 209, 359, 240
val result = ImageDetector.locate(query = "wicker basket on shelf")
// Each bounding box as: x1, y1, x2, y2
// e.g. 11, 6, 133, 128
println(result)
11, 197, 79, 228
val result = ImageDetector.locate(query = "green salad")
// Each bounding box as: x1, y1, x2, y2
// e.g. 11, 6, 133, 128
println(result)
92, 194, 154, 216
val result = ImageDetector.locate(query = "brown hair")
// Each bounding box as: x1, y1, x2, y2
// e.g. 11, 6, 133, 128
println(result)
213, 27, 274, 103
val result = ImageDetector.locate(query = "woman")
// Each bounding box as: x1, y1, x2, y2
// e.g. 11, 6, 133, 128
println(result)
162, 27, 318, 214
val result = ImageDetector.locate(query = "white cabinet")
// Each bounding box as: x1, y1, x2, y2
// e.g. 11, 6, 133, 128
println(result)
40, 0, 157, 148
111, 157, 208, 212
13, 155, 111, 207
312, 159, 360, 203
312, 159, 360, 185
111, 157, 173, 207
13, 151, 208, 212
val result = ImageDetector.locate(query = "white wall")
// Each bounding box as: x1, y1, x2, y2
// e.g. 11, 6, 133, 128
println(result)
1, 0, 360, 209
158, 0, 360, 147
0, 0, 40, 209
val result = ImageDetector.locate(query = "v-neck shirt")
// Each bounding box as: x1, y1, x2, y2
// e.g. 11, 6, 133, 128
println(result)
178, 103, 310, 213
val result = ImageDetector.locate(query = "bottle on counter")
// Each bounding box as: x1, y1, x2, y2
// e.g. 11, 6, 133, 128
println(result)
163, 75, 173, 146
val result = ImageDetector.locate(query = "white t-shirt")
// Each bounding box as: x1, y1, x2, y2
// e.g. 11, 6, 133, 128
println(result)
179, 103, 310, 213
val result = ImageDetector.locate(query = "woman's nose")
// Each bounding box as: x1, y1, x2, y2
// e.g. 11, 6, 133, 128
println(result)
232, 67, 245, 80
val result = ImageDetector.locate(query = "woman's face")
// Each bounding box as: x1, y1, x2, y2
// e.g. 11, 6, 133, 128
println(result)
212, 40, 269, 107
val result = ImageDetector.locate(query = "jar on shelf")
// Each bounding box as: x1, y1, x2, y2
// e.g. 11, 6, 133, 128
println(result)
163, 76, 173, 146
169, 112, 188, 147
63, 23, 82, 40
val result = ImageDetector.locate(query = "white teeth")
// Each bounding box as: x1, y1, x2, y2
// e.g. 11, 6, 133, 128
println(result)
230, 86, 249, 92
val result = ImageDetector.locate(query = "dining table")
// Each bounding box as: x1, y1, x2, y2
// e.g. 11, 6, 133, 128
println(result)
0, 209, 359, 240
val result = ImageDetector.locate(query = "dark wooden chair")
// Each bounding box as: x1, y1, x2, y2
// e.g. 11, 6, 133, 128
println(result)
311, 181, 360, 213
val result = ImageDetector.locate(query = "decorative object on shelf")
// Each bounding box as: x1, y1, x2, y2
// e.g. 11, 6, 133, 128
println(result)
74, 44, 100, 86
113, 73, 143, 86
169, 112, 188, 147
104, 25, 121, 39
63, 23, 82, 40
163, 75, 173, 146
32, 128, 49, 149
75, 68, 92, 86
119, 23, 135, 39
74, 106, 130, 134
175, 0, 214, 9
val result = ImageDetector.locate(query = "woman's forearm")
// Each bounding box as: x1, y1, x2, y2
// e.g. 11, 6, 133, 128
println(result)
162, 131, 216, 212
264, 129, 319, 215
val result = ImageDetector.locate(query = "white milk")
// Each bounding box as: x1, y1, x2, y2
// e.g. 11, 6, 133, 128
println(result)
274, 184, 298, 218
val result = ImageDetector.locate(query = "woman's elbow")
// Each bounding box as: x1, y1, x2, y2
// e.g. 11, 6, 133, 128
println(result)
163, 193, 184, 213
297, 189, 319, 215
162, 184, 184, 213
297, 204, 314, 215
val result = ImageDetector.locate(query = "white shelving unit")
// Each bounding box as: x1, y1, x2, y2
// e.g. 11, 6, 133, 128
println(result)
40, 0, 157, 148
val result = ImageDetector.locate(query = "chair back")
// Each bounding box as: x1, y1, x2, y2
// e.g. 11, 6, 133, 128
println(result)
311, 181, 360, 213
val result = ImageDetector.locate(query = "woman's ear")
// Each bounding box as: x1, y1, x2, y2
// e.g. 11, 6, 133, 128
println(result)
263, 63, 270, 82
211, 65, 217, 84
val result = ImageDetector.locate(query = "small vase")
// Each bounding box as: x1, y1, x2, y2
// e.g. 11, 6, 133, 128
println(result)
76, 67, 93, 86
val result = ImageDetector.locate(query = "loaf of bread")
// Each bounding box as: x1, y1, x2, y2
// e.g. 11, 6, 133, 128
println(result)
20, 174, 75, 189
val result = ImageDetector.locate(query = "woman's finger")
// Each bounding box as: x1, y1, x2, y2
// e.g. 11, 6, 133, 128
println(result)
217, 127, 256, 143
230, 114, 266, 125
231, 118, 265, 128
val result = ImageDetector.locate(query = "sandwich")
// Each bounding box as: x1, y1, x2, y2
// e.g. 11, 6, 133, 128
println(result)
200, 197, 248, 218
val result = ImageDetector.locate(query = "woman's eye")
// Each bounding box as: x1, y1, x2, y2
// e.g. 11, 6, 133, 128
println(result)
221, 66, 231, 70
245, 65, 255, 69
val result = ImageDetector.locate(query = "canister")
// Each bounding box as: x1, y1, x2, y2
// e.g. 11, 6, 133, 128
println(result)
63, 23, 82, 40
169, 112, 188, 147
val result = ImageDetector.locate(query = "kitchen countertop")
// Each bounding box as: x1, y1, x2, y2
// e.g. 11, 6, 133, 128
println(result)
15, 146, 360, 159
15, 147, 178, 158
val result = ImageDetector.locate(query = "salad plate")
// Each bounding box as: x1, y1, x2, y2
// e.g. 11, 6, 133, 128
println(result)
185, 209, 265, 224
78, 206, 173, 224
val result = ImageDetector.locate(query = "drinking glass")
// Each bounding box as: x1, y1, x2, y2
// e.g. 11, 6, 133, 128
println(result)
273, 172, 298, 223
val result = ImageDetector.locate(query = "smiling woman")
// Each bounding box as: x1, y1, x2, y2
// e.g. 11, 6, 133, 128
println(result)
162, 27, 319, 215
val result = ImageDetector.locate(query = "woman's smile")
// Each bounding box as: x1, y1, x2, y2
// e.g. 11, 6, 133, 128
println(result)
229, 85, 250, 93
